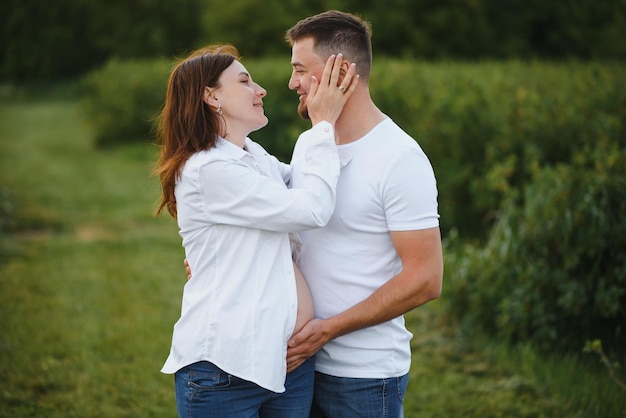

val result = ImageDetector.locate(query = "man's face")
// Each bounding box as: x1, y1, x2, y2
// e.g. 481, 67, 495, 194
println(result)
288, 38, 326, 120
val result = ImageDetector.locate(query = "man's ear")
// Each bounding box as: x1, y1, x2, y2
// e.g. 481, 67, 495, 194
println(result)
338, 59, 351, 83
203, 86, 217, 106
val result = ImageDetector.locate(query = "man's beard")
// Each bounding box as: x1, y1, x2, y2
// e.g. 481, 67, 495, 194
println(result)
298, 102, 310, 120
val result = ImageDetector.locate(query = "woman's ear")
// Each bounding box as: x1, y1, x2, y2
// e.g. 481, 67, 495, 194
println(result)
203, 87, 217, 106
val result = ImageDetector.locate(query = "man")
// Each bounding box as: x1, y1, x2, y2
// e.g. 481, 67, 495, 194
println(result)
284, 10, 443, 418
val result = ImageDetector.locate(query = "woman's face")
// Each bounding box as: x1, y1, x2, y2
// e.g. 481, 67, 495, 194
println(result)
214, 60, 268, 138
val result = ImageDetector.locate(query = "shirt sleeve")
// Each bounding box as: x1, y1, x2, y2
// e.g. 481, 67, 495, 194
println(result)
274, 158, 292, 186
244, 137, 292, 186
199, 122, 339, 233
383, 147, 440, 231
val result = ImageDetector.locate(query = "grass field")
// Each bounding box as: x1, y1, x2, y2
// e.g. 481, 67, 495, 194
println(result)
1, 97, 624, 417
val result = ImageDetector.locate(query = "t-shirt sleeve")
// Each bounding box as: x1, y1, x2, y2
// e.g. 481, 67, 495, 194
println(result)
382, 147, 440, 231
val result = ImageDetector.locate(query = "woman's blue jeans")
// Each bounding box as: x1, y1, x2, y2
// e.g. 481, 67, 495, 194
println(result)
174, 358, 314, 418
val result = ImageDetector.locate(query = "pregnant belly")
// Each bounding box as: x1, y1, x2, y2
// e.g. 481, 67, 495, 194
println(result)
292, 262, 314, 335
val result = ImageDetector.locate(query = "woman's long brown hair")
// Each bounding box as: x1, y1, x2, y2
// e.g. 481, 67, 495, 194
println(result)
154, 45, 239, 218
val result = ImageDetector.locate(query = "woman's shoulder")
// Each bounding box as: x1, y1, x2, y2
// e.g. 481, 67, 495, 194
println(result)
187, 138, 240, 164
181, 147, 229, 179
184, 149, 215, 169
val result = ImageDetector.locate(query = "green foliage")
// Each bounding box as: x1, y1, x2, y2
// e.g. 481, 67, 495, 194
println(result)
3, 0, 626, 82
443, 143, 626, 352
372, 60, 626, 238
198, 0, 626, 60
81, 58, 171, 147
1, 0, 102, 81
199, 0, 319, 58
88, 0, 201, 59
584, 339, 626, 394
1, 0, 201, 82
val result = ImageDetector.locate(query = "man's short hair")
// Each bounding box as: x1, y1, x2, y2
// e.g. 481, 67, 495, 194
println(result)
286, 10, 373, 80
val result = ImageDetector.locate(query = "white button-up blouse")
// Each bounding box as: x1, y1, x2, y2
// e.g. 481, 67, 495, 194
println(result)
161, 121, 338, 393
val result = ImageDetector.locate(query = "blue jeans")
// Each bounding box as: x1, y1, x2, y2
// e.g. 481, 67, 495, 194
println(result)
174, 358, 314, 418
310, 371, 409, 418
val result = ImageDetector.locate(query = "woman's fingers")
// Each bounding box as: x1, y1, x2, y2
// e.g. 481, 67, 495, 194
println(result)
320, 53, 358, 95
329, 54, 344, 87
339, 63, 358, 95
319, 54, 338, 87
305, 53, 359, 125
308, 75, 319, 99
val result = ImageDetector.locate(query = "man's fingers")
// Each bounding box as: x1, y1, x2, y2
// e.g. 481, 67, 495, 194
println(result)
286, 357, 305, 373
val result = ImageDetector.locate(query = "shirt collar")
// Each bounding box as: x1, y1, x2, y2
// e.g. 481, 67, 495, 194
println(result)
216, 136, 249, 161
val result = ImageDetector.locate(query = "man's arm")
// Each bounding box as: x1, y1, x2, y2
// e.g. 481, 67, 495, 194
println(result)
286, 226, 443, 372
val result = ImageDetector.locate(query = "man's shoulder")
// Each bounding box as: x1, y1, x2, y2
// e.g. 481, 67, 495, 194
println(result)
363, 119, 422, 159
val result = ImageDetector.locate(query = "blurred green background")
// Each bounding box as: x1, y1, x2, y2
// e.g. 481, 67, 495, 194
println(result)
2, 0, 626, 82
1, 0, 625, 416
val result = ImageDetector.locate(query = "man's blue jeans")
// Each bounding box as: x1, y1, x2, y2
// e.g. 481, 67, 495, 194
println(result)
174, 358, 314, 417
310, 371, 409, 418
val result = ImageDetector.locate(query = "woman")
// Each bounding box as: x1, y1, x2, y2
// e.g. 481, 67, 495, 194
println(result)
154, 44, 357, 417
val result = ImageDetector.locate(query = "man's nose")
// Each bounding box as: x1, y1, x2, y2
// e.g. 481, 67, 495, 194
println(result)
288, 74, 298, 90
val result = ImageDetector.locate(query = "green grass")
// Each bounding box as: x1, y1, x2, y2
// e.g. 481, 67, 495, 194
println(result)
0, 98, 624, 417
0, 99, 183, 417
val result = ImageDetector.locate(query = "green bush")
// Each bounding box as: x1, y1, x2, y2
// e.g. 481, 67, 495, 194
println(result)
371, 60, 626, 239
5, 0, 626, 82
81, 58, 172, 147
1, 0, 201, 82
443, 144, 626, 352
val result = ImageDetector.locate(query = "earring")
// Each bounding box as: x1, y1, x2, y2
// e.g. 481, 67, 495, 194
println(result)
217, 104, 222, 116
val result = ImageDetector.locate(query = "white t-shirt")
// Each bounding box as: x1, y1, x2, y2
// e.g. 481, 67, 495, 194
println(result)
292, 118, 439, 378
161, 122, 339, 393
